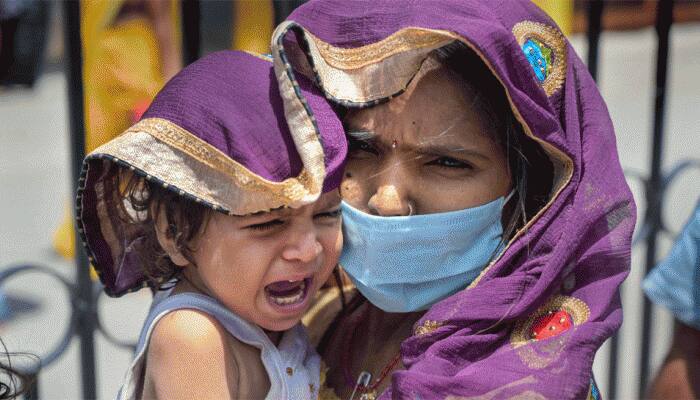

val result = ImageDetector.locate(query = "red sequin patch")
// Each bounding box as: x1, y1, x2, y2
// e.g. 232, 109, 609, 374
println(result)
531, 310, 573, 340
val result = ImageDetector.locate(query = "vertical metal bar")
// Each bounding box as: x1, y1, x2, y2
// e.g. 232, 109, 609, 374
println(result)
606, 322, 620, 398
639, 0, 674, 396
181, 0, 201, 65
23, 371, 39, 400
585, 3, 621, 398
273, 0, 305, 25
62, 2, 97, 399
586, 0, 604, 81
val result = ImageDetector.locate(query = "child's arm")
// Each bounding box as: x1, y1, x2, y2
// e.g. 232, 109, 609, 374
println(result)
145, 309, 239, 399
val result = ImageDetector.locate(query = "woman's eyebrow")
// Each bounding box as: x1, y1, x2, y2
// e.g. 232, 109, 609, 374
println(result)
416, 144, 490, 160
346, 129, 376, 142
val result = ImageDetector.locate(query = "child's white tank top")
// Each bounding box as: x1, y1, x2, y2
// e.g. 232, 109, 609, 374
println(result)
116, 292, 321, 400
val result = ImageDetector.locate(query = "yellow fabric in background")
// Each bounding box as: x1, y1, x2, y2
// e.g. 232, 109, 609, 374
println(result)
81, 0, 180, 153
53, 0, 180, 260
532, 0, 574, 36
232, 1, 274, 54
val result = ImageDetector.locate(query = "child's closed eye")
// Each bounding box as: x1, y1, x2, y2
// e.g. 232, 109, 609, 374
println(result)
314, 209, 342, 220
246, 219, 285, 231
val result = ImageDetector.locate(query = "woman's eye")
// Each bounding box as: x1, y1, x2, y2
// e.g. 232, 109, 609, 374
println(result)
315, 209, 342, 220
246, 219, 285, 231
427, 157, 472, 169
348, 139, 378, 156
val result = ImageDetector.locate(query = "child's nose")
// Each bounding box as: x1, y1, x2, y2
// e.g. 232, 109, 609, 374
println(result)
281, 227, 323, 263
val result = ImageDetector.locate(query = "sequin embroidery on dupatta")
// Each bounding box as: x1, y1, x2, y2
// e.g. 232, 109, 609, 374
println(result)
512, 21, 567, 96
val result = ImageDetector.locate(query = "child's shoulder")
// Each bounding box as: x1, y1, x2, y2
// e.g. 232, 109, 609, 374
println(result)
145, 308, 240, 397
150, 308, 231, 354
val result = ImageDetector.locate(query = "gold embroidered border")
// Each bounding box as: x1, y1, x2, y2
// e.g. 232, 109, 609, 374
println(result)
127, 118, 313, 203
242, 50, 273, 63
512, 21, 567, 97
510, 295, 590, 348
515, 335, 569, 370
414, 320, 445, 336
310, 28, 449, 70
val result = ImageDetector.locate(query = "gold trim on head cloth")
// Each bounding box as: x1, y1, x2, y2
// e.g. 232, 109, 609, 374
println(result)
271, 23, 574, 289
88, 115, 322, 216
84, 52, 329, 216
271, 24, 326, 198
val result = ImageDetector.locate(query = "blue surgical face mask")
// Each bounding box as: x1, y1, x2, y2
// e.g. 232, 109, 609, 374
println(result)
339, 194, 510, 313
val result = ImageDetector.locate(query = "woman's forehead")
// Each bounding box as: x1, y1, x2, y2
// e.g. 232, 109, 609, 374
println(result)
345, 67, 496, 150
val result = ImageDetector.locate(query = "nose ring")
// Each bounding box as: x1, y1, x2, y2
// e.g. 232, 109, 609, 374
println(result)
407, 203, 414, 216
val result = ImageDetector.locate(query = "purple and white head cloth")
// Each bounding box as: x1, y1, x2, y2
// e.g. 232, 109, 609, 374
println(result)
77, 51, 347, 297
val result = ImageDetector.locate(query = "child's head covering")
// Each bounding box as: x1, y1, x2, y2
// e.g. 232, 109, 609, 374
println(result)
273, 0, 635, 398
77, 51, 346, 297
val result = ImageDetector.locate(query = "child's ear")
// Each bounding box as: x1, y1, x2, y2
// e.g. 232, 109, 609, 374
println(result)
154, 207, 190, 267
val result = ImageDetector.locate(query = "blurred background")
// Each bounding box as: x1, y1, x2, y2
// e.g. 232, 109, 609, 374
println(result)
0, 1, 698, 399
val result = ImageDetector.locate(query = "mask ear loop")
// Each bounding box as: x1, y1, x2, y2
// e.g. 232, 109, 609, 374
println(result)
503, 189, 516, 207
490, 189, 518, 261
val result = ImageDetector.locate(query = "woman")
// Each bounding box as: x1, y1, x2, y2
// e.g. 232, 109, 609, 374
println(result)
271, 0, 635, 398
644, 200, 700, 399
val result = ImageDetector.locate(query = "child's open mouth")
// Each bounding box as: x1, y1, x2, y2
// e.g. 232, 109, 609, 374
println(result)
264, 277, 312, 308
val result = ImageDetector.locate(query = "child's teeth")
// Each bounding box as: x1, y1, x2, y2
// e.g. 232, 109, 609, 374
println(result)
270, 281, 306, 305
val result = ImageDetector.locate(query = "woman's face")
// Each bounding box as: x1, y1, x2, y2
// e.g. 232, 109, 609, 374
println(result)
342, 63, 512, 215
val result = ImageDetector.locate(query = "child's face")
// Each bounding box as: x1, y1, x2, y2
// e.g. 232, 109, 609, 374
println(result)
170, 190, 342, 332
342, 62, 512, 216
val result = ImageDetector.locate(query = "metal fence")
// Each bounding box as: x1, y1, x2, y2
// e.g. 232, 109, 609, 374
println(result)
2, 0, 697, 398
586, 1, 699, 398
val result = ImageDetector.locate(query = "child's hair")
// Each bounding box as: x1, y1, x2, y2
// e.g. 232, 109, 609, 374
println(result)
114, 165, 211, 288
433, 41, 554, 242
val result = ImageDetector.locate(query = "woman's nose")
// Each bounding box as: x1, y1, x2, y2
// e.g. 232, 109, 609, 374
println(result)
281, 226, 323, 263
368, 184, 413, 216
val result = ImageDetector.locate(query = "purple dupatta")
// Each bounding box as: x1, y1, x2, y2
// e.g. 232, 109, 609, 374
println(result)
272, 1, 635, 398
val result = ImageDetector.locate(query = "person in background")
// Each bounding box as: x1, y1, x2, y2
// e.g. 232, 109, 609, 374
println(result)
0, 0, 50, 86
644, 200, 700, 399
53, 0, 182, 260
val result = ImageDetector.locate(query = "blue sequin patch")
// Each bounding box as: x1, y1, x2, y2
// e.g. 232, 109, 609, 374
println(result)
589, 377, 601, 400
522, 38, 550, 83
